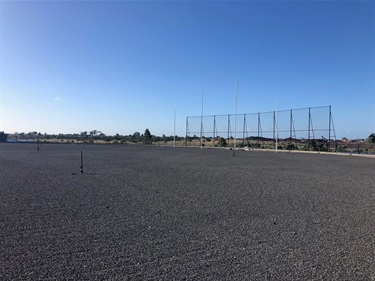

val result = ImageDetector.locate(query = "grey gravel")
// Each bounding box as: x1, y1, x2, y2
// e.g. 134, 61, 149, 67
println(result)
0, 143, 374, 280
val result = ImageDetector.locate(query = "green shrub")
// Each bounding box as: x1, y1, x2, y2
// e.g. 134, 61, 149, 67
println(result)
218, 137, 227, 147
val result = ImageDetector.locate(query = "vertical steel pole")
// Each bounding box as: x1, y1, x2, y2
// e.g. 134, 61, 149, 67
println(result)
228, 114, 230, 142
213, 115, 216, 140
185, 117, 188, 146
308, 107, 311, 150
234, 80, 237, 156
273, 111, 276, 149
243, 114, 246, 146
200, 87, 204, 149
276, 101, 278, 153
174, 110, 176, 148
328, 105, 331, 152
258, 112, 260, 145
290, 109, 292, 141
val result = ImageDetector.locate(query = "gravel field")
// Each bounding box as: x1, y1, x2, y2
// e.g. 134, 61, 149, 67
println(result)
1, 143, 374, 280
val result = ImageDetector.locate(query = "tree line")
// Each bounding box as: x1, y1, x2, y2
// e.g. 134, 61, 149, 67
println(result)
6, 129, 185, 144
4, 130, 375, 149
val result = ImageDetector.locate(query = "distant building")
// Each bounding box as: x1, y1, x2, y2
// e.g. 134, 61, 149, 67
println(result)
0, 131, 8, 142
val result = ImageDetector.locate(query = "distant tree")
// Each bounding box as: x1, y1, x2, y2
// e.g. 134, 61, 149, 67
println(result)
143, 129, 152, 144
89, 130, 98, 137
0, 131, 8, 142
308, 139, 317, 151
132, 132, 141, 143
368, 133, 375, 143
218, 137, 227, 147
31, 131, 38, 138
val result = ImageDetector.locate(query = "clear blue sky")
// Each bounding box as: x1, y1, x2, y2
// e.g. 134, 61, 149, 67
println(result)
1, 0, 374, 139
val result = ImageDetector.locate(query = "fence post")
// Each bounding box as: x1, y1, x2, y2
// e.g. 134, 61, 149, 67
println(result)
308, 107, 311, 150
258, 112, 260, 145
328, 105, 331, 152
273, 111, 276, 149
227, 114, 230, 142
185, 117, 188, 146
